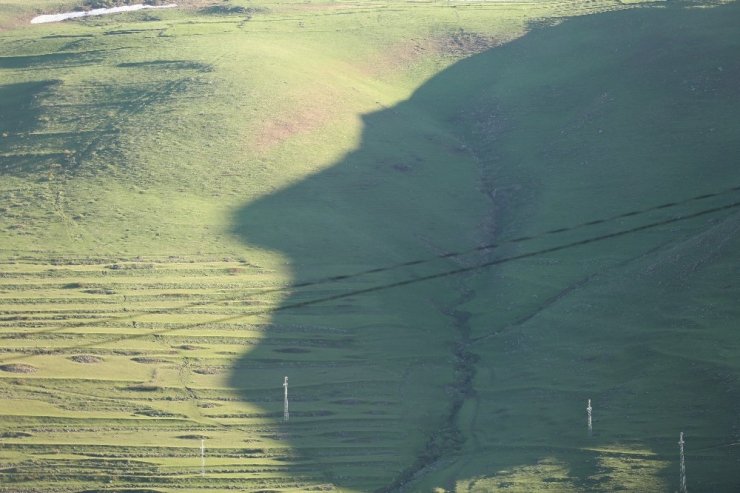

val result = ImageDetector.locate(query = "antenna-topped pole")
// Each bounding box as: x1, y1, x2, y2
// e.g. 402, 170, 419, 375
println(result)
283, 376, 289, 422
587, 399, 593, 436
679, 432, 687, 493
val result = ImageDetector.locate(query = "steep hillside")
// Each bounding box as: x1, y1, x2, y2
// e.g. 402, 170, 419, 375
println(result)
1, 1, 738, 492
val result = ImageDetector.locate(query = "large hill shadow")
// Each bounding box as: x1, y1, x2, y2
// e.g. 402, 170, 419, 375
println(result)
230, 2, 740, 491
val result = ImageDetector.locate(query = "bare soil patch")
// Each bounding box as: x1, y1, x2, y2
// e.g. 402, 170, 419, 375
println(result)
197, 401, 219, 408
253, 102, 333, 153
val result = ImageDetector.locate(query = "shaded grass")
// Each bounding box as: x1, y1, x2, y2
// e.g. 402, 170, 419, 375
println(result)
230, 1, 740, 491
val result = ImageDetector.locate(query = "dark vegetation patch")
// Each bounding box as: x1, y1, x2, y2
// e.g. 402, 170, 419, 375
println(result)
42, 34, 95, 39
192, 366, 221, 375
69, 354, 104, 364
0, 431, 33, 438
107, 262, 155, 270
176, 434, 209, 440
125, 384, 160, 392
134, 408, 184, 418
103, 29, 160, 36
112, 350, 142, 356
0, 363, 37, 373
199, 5, 266, 18
131, 357, 167, 364
197, 402, 220, 408
117, 60, 213, 72
0, 54, 80, 70
83, 288, 116, 295
173, 344, 203, 350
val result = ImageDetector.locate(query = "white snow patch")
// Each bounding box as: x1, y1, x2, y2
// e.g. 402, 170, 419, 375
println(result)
31, 3, 177, 24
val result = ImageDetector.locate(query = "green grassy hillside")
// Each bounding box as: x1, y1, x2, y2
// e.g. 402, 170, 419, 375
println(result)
1, 1, 739, 492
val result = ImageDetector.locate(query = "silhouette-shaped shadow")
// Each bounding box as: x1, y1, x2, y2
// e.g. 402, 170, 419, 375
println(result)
231, 2, 740, 491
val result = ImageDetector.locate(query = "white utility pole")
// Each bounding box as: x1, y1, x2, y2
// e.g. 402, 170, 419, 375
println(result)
200, 439, 205, 477
679, 432, 687, 493
283, 376, 289, 422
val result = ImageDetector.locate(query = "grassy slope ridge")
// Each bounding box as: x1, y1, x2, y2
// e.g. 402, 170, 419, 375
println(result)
0, 1, 739, 492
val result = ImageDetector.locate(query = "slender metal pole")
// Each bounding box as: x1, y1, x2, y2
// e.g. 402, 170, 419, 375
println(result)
200, 439, 205, 477
679, 432, 687, 493
283, 376, 289, 422
587, 399, 592, 436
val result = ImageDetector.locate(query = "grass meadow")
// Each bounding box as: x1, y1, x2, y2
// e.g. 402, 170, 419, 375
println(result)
1, 0, 739, 492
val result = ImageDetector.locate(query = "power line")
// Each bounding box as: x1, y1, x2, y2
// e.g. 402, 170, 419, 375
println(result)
6, 185, 740, 342
1, 198, 738, 363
